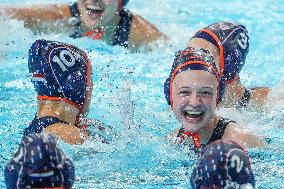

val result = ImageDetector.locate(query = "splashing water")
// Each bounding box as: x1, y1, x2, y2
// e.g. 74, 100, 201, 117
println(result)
0, 0, 284, 188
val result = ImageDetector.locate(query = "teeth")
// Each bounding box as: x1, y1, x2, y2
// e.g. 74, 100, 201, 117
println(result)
185, 110, 202, 115
86, 5, 103, 11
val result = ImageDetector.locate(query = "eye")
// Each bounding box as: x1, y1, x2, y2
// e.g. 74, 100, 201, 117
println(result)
199, 91, 213, 97
178, 90, 190, 97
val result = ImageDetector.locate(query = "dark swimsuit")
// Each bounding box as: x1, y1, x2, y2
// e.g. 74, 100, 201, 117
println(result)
23, 116, 68, 136
177, 117, 236, 149
236, 88, 251, 109
69, 2, 133, 48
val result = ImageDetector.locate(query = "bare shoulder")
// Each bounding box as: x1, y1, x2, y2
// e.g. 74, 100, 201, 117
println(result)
223, 122, 267, 148
128, 12, 168, 50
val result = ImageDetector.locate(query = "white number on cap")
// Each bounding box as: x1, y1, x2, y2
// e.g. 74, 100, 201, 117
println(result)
238, 32, 248, 50
52, 49, 81, 72
230, 155, 244, 173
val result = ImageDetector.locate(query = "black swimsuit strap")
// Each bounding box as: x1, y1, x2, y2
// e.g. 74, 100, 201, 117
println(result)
206, 117, 236, 145
112, 9, 133, 48
176, 127, 185, 137
69, 2, 80, 18
69, 2, 83, 38
236, 88, 251, 109
23, 116, 68, 136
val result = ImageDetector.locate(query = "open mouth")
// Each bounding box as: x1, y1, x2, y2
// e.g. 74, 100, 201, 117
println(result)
182, 110, 205, 122
85, 4, 104, 16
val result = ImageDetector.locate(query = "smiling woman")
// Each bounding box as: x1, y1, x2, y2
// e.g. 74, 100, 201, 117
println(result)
165, 47, 266, 151
0, 0, 167, 50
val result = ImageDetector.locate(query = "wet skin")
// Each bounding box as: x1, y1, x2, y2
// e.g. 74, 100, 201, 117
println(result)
77, 0, 119, 30
172, 70, 218, 133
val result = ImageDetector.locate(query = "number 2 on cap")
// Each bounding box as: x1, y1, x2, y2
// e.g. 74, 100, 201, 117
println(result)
230, 155, 244, 173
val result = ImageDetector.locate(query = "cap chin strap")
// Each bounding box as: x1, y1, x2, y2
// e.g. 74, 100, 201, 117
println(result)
225, 74, 240, 83
178, 131, 201, 149
84, 29, 104, 40
117, 0, 123, 12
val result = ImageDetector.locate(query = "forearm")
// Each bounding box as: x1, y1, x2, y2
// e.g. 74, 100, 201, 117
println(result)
44, 123, 89, 145
1, 4, 71, 27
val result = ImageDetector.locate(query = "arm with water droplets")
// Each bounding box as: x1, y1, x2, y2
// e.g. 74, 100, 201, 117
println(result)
0, 4, 72, 33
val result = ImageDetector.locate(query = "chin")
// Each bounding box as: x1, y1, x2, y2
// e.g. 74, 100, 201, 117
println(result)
182, 122, 204, 133
85, 21, 100, 29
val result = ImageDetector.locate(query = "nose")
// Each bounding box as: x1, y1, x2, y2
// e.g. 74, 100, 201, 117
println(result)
186, 92, 201, 106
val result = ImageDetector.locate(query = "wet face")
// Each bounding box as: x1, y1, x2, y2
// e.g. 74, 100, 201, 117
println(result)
187, 38, 220, 72
77, 0, 119, 30
172, 70, 218, 132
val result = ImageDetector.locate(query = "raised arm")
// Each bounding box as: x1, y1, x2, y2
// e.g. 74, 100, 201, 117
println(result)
0, 4, 71, 29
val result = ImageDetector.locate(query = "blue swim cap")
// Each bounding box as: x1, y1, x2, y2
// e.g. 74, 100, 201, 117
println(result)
191, 21, 249, 82
122, 0, 129, 6
118, 0, 129, 11
28, 39, 92, 118
190, 140, 255, 189
164, 47, 225, 106
5, 134, 75, 189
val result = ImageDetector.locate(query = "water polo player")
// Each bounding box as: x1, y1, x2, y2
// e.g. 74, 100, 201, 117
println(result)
190, 140, 256, 189
187, 21, 270, 110
5, 133, 75, 189
23, 39, 93, 144
0, 0, 167, 50
164, 47, 265, 151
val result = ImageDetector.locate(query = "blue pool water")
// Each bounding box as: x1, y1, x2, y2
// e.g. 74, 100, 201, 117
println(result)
0, 0, 284, 188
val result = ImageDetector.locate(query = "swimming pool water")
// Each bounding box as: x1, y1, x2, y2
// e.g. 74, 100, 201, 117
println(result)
0, 0, 284, 188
